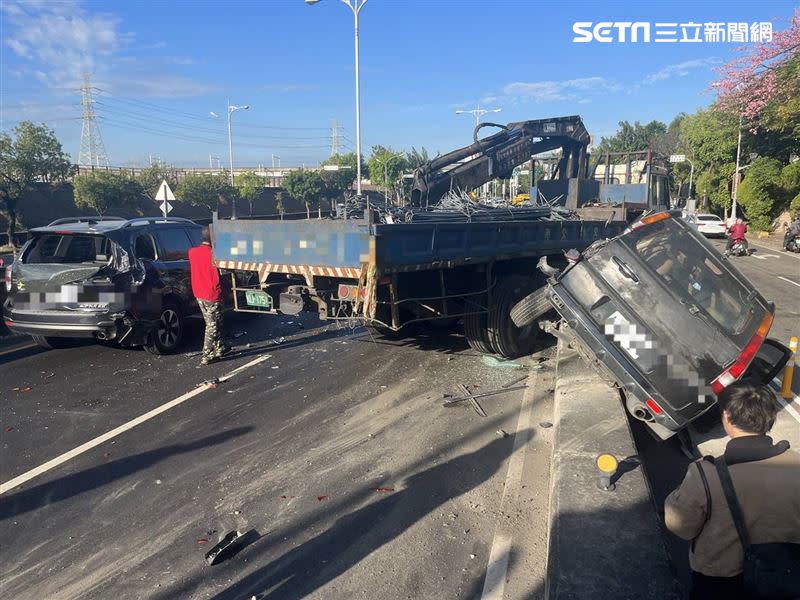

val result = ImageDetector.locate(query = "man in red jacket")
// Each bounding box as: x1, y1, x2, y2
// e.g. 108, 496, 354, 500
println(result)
189, 226, 229, 365
725, 218, 748, 256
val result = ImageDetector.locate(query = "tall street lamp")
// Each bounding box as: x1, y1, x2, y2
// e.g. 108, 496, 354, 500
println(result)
212, 100, 250, 218
455, 105, 502, 128
731, 113, 743, 224
306, 0, 367, 197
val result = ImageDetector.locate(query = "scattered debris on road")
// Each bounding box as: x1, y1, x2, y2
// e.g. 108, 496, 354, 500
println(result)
317, 495, 328, 501
496, 429, 509, 438
373, 487, 395, 493
539, 421, 553, 429
204, 530, 252, 566
442, 384, 527, 408
502, 374, 529, 388
482, 355, 522, 369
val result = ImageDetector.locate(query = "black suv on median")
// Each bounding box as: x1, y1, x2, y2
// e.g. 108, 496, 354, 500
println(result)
3, 216, 204, 354
512, 211, 790, 440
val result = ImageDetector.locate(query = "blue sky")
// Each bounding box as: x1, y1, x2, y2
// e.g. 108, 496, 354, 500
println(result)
1, 0, 796, 167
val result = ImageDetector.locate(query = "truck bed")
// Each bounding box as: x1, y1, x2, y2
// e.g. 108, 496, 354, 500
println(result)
213, 215, 627, 277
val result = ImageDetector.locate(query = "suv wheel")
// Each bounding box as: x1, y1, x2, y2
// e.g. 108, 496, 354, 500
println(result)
145, 304, 184, 355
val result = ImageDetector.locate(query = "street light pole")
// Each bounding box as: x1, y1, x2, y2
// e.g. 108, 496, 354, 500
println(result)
731, 113, 743, 223
212, 101, 249, 219
455, 106, 502, 129
306, 0, 368, 197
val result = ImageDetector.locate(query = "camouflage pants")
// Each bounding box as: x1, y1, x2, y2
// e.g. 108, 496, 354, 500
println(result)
198, 299, 225, 361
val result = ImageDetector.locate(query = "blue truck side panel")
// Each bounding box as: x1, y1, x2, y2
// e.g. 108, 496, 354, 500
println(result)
214, 218, 371, 269
213, 215, 627, 273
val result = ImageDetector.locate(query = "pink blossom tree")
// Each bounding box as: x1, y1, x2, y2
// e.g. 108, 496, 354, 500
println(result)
712, 9, 799, 122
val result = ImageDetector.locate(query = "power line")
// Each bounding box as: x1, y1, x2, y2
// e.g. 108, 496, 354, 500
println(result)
93, 89, 331, 131
94, 102, 332, 141
98, 116, 331, 149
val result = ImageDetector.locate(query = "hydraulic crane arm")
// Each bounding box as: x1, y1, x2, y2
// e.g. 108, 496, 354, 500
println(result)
410, 115, 591, 207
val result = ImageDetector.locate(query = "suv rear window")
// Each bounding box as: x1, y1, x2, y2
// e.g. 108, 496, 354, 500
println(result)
155, 228, 193, 261
24, 234, 114, 265
622, 220, 751, 334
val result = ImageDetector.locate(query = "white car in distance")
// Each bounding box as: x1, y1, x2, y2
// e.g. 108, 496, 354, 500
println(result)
684, 213, 727, 238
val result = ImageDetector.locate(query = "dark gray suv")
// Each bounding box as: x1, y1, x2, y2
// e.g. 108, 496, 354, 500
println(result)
512, 211, 790, 439
3, 216, 203, 354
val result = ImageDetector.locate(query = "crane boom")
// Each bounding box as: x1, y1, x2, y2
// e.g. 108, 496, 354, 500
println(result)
410, 115, 592, 206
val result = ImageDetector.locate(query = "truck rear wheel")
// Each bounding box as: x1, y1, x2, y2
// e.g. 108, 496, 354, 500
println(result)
487, 276, 541, 358
464, 310, 493, 354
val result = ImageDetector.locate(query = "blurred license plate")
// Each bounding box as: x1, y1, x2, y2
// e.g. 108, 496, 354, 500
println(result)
244, 290, 271, 308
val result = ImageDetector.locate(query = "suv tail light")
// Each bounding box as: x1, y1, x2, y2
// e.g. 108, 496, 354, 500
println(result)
4, 266, 11, 292
627, 212, 671, 233
711, 312, 774, 394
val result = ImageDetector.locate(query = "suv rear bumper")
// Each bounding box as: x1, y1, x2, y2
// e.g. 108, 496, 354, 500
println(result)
4, 306, 122, 340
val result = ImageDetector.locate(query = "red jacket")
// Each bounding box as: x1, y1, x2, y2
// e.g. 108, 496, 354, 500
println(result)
729, 222, 748, 241
188, 243, 223, 302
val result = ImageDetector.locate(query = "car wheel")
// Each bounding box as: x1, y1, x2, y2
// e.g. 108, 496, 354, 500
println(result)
145, 303, 184, 355
30, 335, 78, 350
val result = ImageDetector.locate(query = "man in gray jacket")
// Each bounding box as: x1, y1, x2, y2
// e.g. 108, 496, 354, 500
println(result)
664, 381, 800, 599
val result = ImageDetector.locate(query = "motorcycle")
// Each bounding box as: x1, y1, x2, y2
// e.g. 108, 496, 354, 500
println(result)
727, 238, 749, 257
785, 234, 800, 253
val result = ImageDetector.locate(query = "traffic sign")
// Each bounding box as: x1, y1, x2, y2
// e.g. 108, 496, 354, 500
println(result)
155, 180, 175, 218
155, 180, 176, 201
669, 154, 686, 163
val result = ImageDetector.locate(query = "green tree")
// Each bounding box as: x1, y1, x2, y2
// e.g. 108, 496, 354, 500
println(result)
679, 108, 740, 211
737, 157, 786, 230
283, 168, 324, 219
319, 153, 359, 202
0, 121, 73, 248
595, 120, 668, 156
137, 164, 179, 198
368, 145, 408, 201
175, 172, 236, 211
236, 170, 263, 216
73, 171, 145, 215
405, 146, 432, 169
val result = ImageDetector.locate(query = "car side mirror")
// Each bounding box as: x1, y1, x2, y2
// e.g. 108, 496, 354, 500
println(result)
743, 338, 791, 386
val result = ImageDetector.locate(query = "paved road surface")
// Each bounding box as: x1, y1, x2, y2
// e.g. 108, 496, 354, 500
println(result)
0, 316, 556, 599
0, 238, 796, 599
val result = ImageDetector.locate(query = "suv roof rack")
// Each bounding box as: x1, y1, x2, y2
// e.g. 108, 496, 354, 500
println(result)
122, 217, 197, 227
47, 216, 125, 226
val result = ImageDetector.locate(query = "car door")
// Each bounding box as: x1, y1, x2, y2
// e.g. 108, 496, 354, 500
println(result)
153, 227, 198, 315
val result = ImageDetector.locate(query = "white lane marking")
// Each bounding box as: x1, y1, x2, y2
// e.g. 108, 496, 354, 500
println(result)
777, 276, 800, 288
751, 254, 779, 260
480, 371, 537, 600
0, 354, 271, 495
770, 376, 800, 425
750, 242, 800, 261
0, 342, 37, 357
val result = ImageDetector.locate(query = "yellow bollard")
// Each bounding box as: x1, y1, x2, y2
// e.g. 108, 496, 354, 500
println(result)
781, 337, 798, 399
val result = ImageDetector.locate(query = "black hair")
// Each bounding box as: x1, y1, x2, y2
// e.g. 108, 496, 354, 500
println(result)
718, 380, 778, 434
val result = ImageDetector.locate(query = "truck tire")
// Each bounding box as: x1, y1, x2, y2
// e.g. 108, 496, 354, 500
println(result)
464, 309, 494, 354
510, 287, 551, 328
487, 276, 541, 358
